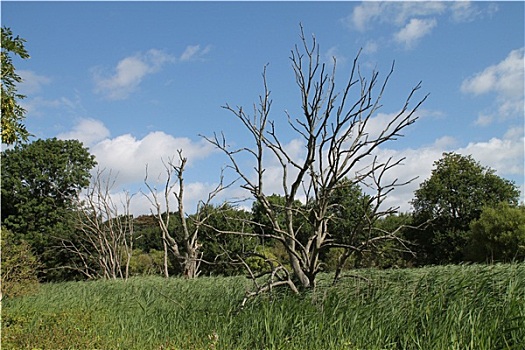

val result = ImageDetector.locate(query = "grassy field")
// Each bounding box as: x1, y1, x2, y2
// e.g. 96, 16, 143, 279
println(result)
2, 264, 524, 349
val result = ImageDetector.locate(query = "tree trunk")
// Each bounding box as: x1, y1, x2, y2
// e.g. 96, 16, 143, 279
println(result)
289, 252, 311, 288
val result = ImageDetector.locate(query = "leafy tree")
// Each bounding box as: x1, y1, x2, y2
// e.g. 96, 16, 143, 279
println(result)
128, 249, 168, 276
197, 204, 257, 276
370, 213, 415, 268
133, 213, 181, 276
1, 138, 97, 280
134, 214, 165, 252
252, 194, 311, 246
325, 179, 372, 272
411, 152, 520, 264
1, 27, 31, 145
467, 203, 525, 262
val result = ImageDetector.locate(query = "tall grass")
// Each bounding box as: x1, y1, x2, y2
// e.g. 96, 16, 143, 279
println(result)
2, 264, 524, 349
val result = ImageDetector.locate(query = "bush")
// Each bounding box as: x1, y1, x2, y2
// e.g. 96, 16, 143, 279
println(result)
1, 228, 40, 298
128, 249, 168, 276
467, 203, 525, 262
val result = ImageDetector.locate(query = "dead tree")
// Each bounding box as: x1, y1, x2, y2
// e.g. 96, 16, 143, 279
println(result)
205, 26, 428, 291
143, 150, 231, 279
65, 169, 134, 280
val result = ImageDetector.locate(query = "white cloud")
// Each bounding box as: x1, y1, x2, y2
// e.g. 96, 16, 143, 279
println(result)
449, 1, 498, 23
345, 2, 497, 50
89, 130, 215, 186
179, 45, 212, 62
348, 2, 383, 32
51, 115, 227, 216
449, 1, 481, 22
394, 18, 437, 49
461, 48, 525, 121
456, 137, 524, 176
346, 2, 445, 31
128, 179, 230, 216
347, 1, 494, 30
432, 135, 458, 149
18, 70, 51, 94
93, 46, 211, 99
362, 108, 437, 142
93, 49, 176, 100
57, 118, 110, 147
392, 2, 446, 26
474, 114, 494, 127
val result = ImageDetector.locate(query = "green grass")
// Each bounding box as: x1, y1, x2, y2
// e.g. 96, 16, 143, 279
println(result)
2, 264, 524, 349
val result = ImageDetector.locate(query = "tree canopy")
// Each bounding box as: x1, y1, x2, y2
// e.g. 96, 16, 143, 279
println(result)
467, 203, 525, 263
411, 152, 520, 264
1, 26, 31, 145
1, 138, 97, 279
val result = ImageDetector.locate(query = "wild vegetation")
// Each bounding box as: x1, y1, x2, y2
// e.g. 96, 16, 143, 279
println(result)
3, 264, 524, 349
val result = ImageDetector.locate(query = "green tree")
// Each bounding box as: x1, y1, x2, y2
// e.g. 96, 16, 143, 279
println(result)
1, 27, 31, 145
197, 204, 257, 276
467, 203, 525, 262
134, 214, 165, 252
323, 179, 371, 274
370, 213, 415, 268
324, 180, 415, 276
133, 213, 181, 276
1, 138, 97, 280
411, 152, 520, 264
251, 194, 310, 246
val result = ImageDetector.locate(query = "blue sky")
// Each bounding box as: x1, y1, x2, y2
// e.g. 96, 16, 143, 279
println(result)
2, 1, 524, 214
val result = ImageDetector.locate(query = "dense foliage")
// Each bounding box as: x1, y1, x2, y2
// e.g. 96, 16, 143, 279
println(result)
1, 27, 31, 145
411, 152, 520, 265
467, 203, 525, 262
1, 138, 97, 280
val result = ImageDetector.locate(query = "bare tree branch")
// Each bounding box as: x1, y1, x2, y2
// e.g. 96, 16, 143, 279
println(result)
66, 169, 134, 280
205, 26, 427, 295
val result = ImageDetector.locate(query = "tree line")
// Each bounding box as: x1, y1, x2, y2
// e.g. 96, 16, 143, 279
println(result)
2, 26, 523, 298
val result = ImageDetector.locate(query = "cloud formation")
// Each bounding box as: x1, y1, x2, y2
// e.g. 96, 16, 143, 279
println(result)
461, 48, 524, 124
92, 45, 212, 100
18, 70, 51, 94
57, 118, 110, 147
345, 2, 498, 50
90, 131, 215, 185
394, 18, 437, 49
179, 44, 212, 62
93, 49, 176, 100
61, 93, 521, 215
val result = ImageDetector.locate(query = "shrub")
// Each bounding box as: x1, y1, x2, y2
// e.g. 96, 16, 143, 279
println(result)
128, 249, 168, 276
1, 227, 40, 298
467, 203, 525, 262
